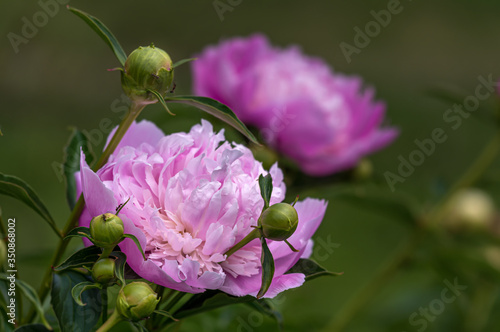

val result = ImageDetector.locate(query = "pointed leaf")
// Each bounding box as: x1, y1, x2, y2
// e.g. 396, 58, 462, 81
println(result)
62, 128, 94, 210
71, 281, 102, 306
0, 274, 51, 330
164, 96, 259, 144
54, 246, 102, 272
286, 258, 343, 281
63, 226, 92, 241
257, 238, 275, 299
111, 251, 127, 287
51, 270, 102, 332
68, 7, 127, 66
122, 234, 147, 261
258, 174, 273, 210
172, 58, 196, 68
147, 89, 175, 115
153, 310, 178, 321
174, 290, 254, 319
0, 173, 60, 238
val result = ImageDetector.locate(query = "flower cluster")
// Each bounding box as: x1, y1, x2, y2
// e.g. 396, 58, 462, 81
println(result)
77, 120, 327, 297
192, 34, 398, 176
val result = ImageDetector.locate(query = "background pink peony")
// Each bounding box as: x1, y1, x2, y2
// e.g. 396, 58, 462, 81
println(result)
77, 120, 327, 297
192, 34, 399, 176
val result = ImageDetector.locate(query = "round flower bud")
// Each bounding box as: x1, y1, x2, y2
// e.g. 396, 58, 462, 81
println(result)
121, 44, 174, 105
116, 282, 159, 321
444, 188, 496, 230
91, 258, 116, 285
89, 213, 124, 249
259, 203, 299, 241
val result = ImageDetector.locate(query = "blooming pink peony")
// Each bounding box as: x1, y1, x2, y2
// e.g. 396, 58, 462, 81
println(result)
192, 34, 399, 176
77, 120, 327, 297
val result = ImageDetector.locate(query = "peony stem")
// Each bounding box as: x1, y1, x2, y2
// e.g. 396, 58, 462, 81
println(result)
224, 228, 261, 258
96, 310, 122, 332
28, 101, 146, 323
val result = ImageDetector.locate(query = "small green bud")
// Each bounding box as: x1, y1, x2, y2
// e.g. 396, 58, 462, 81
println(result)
89, 213, 124, 249
116, 282, 159, 321
352, 158, 373, 181
121, 44, 174, 105
91, 258, 116, 285
259, 203, 299, 241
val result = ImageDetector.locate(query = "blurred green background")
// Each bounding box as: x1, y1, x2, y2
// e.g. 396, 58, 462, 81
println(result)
2, 0, 500, 331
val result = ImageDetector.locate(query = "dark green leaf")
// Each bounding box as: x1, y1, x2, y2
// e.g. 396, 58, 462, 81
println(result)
258, 174, 273, 210
164, 96, 259, 144
54, 246, 101, 272
0, 274, 51, 329
174, 290, 254, 319
286, 258, 343, 281
247, 300, 283, 330
63, 227, 92, 241
172, 58, 196, 69
71, 281, 102, 306
68, 7, 127, 66
14, 324, 51, 332
0, 173, 60, 238
122, 234, 146, 261
51, 270, 102, 332
111, 251, 127, 287
153, 310, 178, 321
257, 238, 275, 299
0, 306, 15, 332
62, 128, 94, 210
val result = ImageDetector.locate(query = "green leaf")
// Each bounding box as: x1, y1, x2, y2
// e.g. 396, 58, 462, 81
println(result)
146, 89, 175, 116
14, 324, 51, 332
257, 238, 275, 299
172, 58, 197, 69
0, 274, 51, 330
54, 246, 102, 272
247, 300, 283, 330
286, 258, 343, 281
62, 128, 94, 210
153, 310, 178, 321
258, 174, 273, 211
68, 7, 127, 66
71, 281, 102, 306
122, 234, 147, 261
164, 96, 259, 144
174, 290, 254, 319
0, 173, 61, 238
111, 251, 127, 287
51, 270, 102, 332
63, 226, 92, 241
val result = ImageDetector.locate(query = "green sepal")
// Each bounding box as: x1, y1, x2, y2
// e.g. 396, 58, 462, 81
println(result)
257, 237, 275, 299
67, 7, 127, 66
172, 58, 197, 68
71, 281, 102, 306
153, 310, 178, 321
54, 245, 102, 272
146, 89, 175, 115
286, 258, 343, 281
63, 226, 92, 241
258, 174, 273, 212
163, 96, 259, 144
122, 234, 147, 261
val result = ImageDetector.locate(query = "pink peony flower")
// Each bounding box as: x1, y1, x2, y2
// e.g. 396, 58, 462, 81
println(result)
192, 34, 399, 176
77, 120, 327, 297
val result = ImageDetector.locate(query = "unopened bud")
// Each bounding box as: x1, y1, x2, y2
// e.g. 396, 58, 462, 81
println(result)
89, 213, 124, 249
91, 258, 116, 285
116, 282, 159, 321
121, 44, 174, 105
259, 203, 298, 241
444, 188, 495, 230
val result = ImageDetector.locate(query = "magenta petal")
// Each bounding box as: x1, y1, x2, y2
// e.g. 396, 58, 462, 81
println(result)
104, 120, 165, 152
259, 273, 305, 298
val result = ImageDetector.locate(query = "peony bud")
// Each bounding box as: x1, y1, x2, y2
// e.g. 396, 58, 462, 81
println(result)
444, 188, 495, 230
259, 203, 298, 241
89, 213, 124, 249
121, 44, 174, 105
116, 282, 159, 321
91, 258, 116, 285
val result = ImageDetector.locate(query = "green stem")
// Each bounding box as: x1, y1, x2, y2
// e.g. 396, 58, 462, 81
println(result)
96, 310, 122, 332
224, 228, 261, 258
101, 286, 108, 324
28, 102, 146, 323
